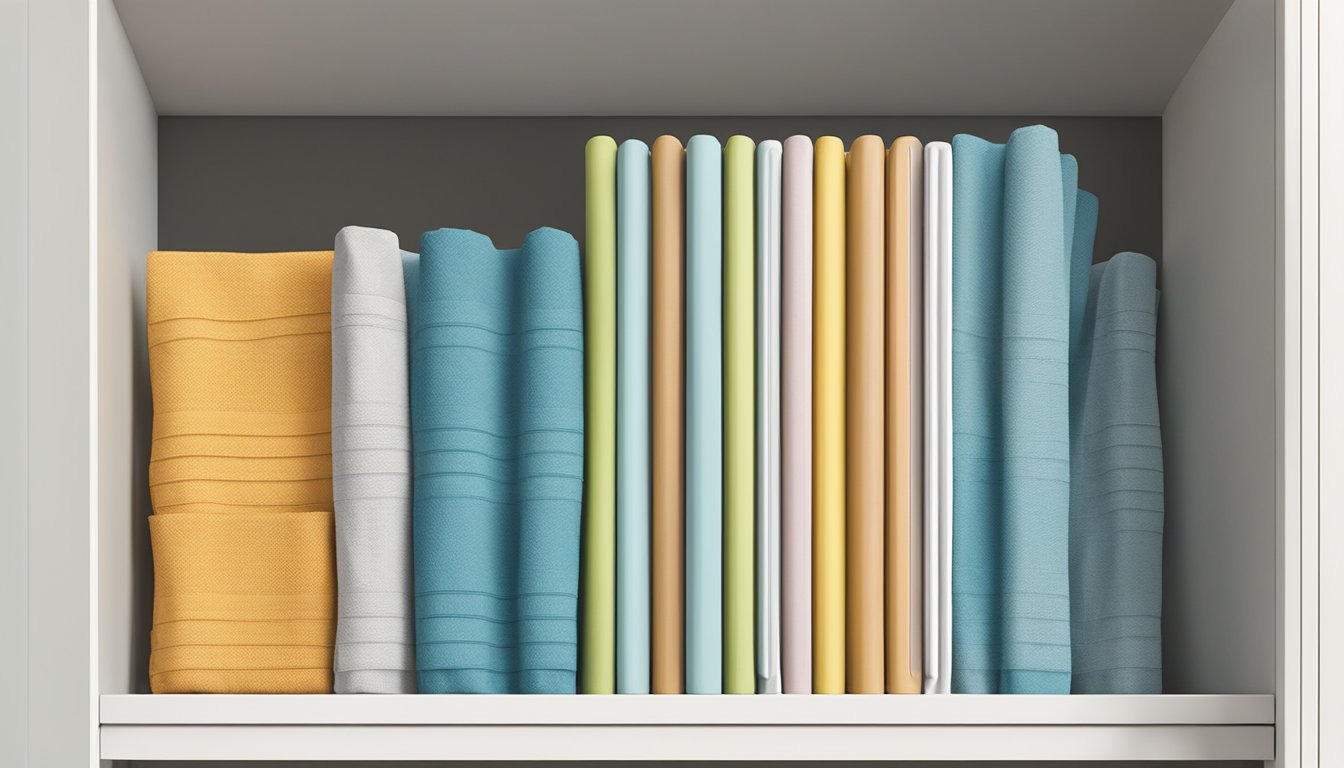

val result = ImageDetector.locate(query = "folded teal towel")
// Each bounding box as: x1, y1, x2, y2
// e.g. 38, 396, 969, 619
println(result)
411, 227, 584, 694
1069, 252, 1163, 693
951, 125, 1091, 694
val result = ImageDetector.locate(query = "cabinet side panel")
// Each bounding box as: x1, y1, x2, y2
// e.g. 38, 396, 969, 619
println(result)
0, 0, 28, 762
1319, 0, 1342, 760
1161, 0, 1276, 694
97, 0, 157, 696
28, 0, 94, 763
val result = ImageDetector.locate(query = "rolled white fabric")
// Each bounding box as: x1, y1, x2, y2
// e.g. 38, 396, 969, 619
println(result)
331, 225, 416, 693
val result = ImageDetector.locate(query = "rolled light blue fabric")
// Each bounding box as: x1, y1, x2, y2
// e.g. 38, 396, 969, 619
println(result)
616, 140, 652, 694
411, 227, 584, 694
685, 135, 724, 694
332, 226, 416, 694
1069, 252, 1163, 694
951, 125, 1087, 694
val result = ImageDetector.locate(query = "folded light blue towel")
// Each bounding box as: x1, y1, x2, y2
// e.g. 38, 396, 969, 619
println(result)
951, 125, 1092, 694
411, 227, 584, 694
1069, 252, 1163, 694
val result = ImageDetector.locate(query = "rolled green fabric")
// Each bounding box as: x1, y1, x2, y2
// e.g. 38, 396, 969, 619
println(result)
583, 136, 618, 694
724, 135, 756, 695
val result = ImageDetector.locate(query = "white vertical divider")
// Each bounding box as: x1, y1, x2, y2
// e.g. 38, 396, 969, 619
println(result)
1161, 0, 1277, 695
1315, 0, 1343, 762
27, 0, 95, 765
95, 0, 157, 700
0, 0, 30, 763
1277, 0, 1305, 765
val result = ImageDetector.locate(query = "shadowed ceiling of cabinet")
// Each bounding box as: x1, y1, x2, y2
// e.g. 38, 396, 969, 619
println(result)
113, 0, 1233, 116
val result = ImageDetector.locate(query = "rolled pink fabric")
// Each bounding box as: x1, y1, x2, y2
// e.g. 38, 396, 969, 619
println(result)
781, 135, 814, 693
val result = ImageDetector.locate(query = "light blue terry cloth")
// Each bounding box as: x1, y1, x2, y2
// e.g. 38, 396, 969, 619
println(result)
411, 227, 584, 694
951, 125, 1087, 694
1069, 252, 1163, 694
616, 140, 652, 694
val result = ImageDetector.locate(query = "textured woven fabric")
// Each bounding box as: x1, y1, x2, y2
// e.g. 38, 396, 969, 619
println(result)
146, 249, 336, 694
411, 227, 584, 694
685, 134, 723, 694
951, 125, 1090, 694
616, 140, 652, 694
1069, 251, 1164, 694
331, 227, 415, 694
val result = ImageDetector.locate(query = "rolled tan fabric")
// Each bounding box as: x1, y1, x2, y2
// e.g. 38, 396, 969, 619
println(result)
844, 136, 885, 693
886, 137, 924, 695
147, 250, 336, 694
651, 135, 685, 694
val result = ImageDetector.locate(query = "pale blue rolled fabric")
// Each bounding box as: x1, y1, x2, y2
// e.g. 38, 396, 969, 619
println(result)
685, 135, 723, 694
616, 140, 652, 694
951, 125, 1087, 694
411, 227, 584, 694
1069, 252, 1163, 694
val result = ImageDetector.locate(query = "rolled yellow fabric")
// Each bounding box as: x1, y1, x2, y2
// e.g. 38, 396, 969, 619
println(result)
147, 250, 336, 694
812, 137, 846, 694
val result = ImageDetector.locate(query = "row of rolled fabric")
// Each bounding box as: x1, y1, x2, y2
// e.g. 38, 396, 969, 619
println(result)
580, 125, 1163, 696
144, 122, 1161, 697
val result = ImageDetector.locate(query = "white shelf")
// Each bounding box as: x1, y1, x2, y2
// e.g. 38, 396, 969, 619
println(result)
99, 694, 1274, 762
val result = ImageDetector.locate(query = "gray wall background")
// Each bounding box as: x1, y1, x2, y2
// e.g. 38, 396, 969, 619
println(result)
138, 113, 1164, 691
159, 116, 1160, 266
143, 113, 1163, 692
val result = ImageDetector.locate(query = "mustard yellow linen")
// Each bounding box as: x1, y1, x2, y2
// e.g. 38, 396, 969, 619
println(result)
147, 250, 336, 694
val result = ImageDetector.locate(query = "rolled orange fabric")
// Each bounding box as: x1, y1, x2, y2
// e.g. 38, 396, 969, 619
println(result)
845, 136, 885, 693
886, 137, 924, 694
651, 135, 686, 694
147, 250, 336, 694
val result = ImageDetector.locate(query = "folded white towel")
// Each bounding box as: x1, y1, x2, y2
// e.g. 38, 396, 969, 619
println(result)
331, 225, 416, 694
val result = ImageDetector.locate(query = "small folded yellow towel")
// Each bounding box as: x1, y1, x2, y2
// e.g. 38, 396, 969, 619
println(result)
147, 250, 336, 694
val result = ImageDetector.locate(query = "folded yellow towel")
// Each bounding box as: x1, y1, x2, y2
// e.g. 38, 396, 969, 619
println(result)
146, 250, 336, 694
